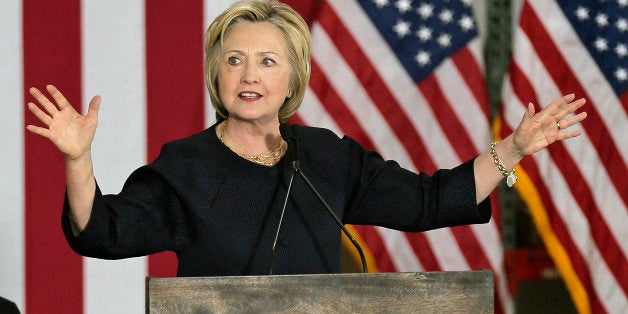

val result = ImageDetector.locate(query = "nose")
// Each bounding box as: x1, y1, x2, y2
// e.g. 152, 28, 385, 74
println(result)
240, 61, 260, 84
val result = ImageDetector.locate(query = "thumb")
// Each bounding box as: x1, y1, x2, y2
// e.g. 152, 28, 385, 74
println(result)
520, 102, 535, 125
526, 102, 536, 118
86, 95, 101, 120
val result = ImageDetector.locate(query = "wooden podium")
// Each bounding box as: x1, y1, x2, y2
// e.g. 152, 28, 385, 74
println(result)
146, 270, 493, 313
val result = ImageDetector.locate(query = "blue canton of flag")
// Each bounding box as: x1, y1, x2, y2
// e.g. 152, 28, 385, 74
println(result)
558, 0, 628, 95
357, 0, 477, 82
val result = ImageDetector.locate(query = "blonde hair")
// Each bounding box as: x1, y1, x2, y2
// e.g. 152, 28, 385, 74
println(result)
205, 0, 311, 123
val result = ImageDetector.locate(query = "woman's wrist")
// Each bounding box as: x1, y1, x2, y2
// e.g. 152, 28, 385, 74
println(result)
490, 140, 518, 187
496, 135, 524, 167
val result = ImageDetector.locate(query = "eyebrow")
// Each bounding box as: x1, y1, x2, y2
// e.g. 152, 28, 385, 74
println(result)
225, 49, 282, 58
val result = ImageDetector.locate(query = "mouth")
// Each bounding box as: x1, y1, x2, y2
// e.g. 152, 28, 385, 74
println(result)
239, 92, 262, 100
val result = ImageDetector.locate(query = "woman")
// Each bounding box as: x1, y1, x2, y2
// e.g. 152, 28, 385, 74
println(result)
26, 0, 587, 276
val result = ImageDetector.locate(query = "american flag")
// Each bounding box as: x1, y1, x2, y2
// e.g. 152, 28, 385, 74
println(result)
307, 1, 510, 313
1, 0, 510, 313
501, 0, 627, 313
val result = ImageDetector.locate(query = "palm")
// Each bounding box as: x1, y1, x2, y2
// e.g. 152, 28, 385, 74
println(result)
512, 94, 587, 157
26, 85, 101, 160
48, 107, 97, 158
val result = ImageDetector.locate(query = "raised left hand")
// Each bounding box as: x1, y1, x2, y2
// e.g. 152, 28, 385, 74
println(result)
512, 94, 587, 157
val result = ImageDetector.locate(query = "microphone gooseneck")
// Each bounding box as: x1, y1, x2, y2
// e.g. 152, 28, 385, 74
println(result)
276, 123, 368, 273
268, 123, 298, 275
268, 170, 295, 275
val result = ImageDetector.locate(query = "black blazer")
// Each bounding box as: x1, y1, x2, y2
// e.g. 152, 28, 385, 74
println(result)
62, 123, 490, 276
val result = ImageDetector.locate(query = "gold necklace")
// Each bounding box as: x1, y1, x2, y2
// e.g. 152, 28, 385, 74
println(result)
219, 120, 284, 166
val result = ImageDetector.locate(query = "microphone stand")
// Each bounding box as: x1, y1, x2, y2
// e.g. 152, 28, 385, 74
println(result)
268, 171, 294, 275
270, 124, 368, 274
291, 159, 368, 273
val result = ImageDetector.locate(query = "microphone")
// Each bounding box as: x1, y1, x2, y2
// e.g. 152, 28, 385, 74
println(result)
277, 123, 368, 273
279, 123, 298, 168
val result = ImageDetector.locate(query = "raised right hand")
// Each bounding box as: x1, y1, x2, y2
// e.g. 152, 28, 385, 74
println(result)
26, 85, 101, 161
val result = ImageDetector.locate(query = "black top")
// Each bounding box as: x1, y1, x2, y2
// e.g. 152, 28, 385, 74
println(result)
0, 296, 20, 314
62, 123, 491, 276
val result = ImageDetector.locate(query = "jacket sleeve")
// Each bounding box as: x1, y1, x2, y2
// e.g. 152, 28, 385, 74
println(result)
62, 164, 194, 260
342, 136, 491, 232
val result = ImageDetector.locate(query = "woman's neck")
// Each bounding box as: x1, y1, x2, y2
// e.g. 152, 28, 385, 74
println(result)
217, 119, 286, 166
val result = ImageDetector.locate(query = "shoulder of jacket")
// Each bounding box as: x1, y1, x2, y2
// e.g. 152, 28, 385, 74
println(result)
290, 124, 342, 141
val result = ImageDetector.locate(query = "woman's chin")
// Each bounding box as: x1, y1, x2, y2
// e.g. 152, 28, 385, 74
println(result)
228, 112, 279, 125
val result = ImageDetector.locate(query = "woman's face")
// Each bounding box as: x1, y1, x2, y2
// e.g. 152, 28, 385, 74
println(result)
218, 21, 292, 125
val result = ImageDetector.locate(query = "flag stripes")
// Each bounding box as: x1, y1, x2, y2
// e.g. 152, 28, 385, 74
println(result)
3, 1, 520, 313
521, 3, 627, 205
23, 1, 84, 313
502, 1, 627, 312
308, 60, 377, 150
378, 227, 424, 271
144, 0, 206, 279
327, 1, 462, 169
527, 0, 627, 280
322, 14, 439, 173
313, 2, 510, 312
311, 20, 417, 169
82, 1, 148, 312
0, 0, 25, 310
418, 74, 477, 159
403, 232, 440, 271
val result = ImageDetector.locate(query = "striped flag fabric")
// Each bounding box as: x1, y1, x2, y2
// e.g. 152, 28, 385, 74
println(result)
308, 1, 510, 313
500, 0, 627, 313
1, 0, 510, 313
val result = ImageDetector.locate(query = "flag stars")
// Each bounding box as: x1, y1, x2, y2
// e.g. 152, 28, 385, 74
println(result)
395, 0, 413, 14
393, 20, 412, 38
373, 0, 390, 8
415, 50, 431, 66
437, 33, 452, 47
459, 15, 475, 31
416, 26, 433, 41
417, 3, 434, 19
595, 13, 609, 27
617, 18, 627, 32
371, 0, 479, 74
439, 9, 454, 24
566, 3, 627, 92
594, 37, 609, 51
615, 67, 627, 81
616, 43, 627, 57
575, 6, 590, 20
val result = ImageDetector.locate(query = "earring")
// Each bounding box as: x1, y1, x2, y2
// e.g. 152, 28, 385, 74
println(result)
287, 90, 293, 98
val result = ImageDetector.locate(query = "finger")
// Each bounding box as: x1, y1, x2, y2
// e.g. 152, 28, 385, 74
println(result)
558, 128, 583, 141
27, 102, 53, 126
521, 102, 536, 123
560, 93, 575, 104
29, 87, 59, 117
545, 93, 575, 117
85, 95, 101, 120
568, 97, 586, 112
46, 85, 73, 110
26, 124, 52, 139
558, 111, 588, 130
556, 97, 586, 122
527, 102, 536, 117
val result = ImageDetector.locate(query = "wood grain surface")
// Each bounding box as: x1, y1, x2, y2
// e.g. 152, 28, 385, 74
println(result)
146, 270, 493, 313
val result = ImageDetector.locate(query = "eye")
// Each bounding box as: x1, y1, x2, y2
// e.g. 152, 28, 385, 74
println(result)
261, 58, 275, 66
227, 56, 240, 65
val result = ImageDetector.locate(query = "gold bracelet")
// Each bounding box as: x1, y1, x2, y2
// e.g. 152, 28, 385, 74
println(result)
490, 141, 517, 187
